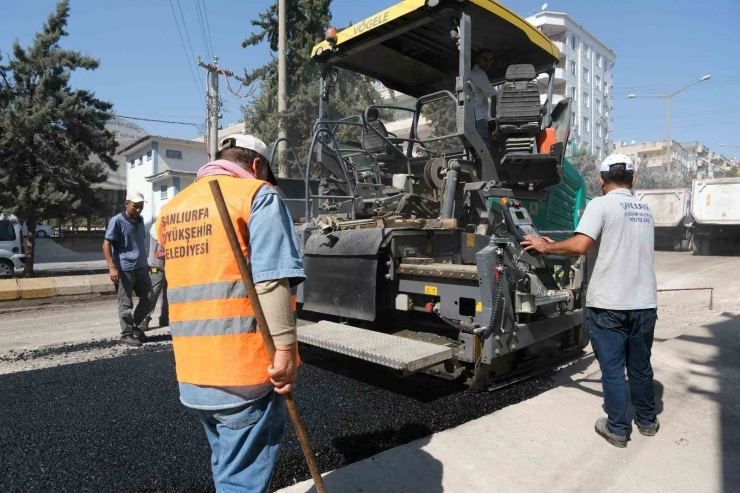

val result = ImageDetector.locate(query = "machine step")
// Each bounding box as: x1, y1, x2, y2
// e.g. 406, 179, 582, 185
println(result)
298, 321, 453, 372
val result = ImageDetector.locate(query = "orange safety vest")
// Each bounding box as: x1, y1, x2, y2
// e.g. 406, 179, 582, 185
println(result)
157, 175, 272, 388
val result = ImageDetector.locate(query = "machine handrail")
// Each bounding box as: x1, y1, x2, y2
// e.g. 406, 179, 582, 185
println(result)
305, 127, 357, 221
269, 137, 305, 177
411, 90, 464, 149
363, 105, 418, 175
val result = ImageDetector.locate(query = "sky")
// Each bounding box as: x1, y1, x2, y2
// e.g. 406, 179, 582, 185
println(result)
2, 0, 740, 159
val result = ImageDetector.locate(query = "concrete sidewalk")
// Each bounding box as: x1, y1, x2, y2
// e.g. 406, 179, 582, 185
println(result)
278, 312, 740, 493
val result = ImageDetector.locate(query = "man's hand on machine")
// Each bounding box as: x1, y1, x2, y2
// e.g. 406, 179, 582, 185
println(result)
521, 235, 555, 254
268, 343, 298, 395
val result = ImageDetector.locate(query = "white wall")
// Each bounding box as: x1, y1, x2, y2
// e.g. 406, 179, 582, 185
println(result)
126, 139, 207, 231
125, 143, 156, 229
157, 142, 208, 174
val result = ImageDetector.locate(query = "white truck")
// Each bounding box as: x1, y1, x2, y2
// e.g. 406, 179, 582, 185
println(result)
691, 177, 740, 255
634, 188, 692, 251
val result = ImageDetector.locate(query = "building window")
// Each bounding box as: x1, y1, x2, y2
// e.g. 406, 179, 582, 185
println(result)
596, 53, 602, 68
136, 158, 141, 166
596, 122, 602, 137
161, 185, 168, 200
596, 145, 602, 157
583, 67, 590, 83
583, 116, 590, 133
603, 82, 608, 95
595, 75, 601, 91
583, 43, 590, 60
146, 151, 152, 161
571, 110, 576, 127
583, 92, 590, 108
165, 149, 183, 159
569, 60, 576, 75
569, 86, 577, 101
129, 161, 135, 169
596, 99, 602, 114
569, 34, 577, 50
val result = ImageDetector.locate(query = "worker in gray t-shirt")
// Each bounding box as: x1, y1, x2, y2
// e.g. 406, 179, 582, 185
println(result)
521, 153, 659, 448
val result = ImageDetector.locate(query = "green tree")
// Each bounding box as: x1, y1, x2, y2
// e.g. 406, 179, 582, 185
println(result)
0, 1, 117, 277
724, 166, 739, 178
569, 149, 602, 198
241, 0, 383, 178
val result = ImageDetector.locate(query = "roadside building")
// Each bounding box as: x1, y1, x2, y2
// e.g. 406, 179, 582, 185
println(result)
120, 136, 208, 230
526, 11, 617, 159
614, 140, 689, 176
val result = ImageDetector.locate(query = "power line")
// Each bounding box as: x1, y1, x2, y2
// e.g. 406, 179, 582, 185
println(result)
175, 0, 208, 91
193, 0, 213, 61
200, 0, 215, 56
167, 0, 205, 105
116, 114, 204, 132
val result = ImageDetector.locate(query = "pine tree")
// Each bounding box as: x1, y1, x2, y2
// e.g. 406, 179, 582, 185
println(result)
0, 1, 117, 277
241, 0, 383, 177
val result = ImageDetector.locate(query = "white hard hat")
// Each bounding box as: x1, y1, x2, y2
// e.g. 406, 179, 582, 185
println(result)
217, 133, 277, 185
600, 153, 634, 172
125, 190, 147, 203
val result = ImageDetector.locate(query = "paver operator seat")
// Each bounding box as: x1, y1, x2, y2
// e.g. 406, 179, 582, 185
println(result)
493, 63, 562, 191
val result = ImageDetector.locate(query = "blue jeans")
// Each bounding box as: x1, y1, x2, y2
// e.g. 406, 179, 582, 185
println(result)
587, 308, 658, 437
191, 391, 286, 493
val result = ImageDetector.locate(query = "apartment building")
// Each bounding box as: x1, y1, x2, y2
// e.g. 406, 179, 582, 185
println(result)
526, 11, 617, 159
614, 140, 689, 175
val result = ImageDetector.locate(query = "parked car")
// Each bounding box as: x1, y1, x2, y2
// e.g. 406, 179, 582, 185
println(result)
0, 213, 25, 277
21, 220, 54, 238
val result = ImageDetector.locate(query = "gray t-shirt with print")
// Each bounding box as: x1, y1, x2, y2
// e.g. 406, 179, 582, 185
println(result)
575, 188, 657, 310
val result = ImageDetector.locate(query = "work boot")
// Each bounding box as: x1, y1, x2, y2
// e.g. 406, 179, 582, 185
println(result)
133, 328, 148, 343
637, 416, 660, 437
139, 318, 151, 332
594, 418, 628, 448
158, 317, 169, 327
120, 334, 142, 347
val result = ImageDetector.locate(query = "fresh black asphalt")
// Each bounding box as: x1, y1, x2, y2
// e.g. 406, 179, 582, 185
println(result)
0, 343, 554, 492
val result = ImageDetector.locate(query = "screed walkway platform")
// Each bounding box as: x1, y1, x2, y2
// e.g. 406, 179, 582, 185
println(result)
279, 311, 740, 493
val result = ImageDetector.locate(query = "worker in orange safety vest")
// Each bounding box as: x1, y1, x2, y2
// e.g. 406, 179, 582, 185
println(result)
157, 134, 305, 492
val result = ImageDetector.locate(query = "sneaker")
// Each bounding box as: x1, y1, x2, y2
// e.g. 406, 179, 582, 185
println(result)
594, 418, 628, 448
158, 318, 169, 327
120, 335, 142, 347
637, 416, 660, 437
139, 318, 151, 332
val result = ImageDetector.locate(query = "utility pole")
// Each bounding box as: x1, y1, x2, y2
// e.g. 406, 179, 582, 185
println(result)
197, 56, 248, 161
277, 0, 288, 177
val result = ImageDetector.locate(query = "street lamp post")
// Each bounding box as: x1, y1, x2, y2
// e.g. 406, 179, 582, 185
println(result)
627, 74, 711, 177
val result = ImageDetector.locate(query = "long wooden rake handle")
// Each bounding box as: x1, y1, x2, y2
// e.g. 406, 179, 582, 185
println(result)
209, 180, 327, 493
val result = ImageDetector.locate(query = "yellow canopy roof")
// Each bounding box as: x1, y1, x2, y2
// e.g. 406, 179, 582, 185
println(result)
312, 0, 560, 97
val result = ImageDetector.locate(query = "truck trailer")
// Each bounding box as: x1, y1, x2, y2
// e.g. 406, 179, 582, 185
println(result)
634, 188, 692, 251
691, 177, 740, 255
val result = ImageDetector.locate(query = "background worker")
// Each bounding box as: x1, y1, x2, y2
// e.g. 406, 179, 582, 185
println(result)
470, 48, 498, 146
521, 153, 659, 448
139, 222, 168, 332
158, 134, 304, 492
103, 191, 152, 347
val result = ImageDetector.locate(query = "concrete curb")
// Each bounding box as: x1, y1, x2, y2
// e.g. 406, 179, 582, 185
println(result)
0, 274, 116, 303
53, 276, 93, 296
0, 279, 20, 301
18, 278, 56, 299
